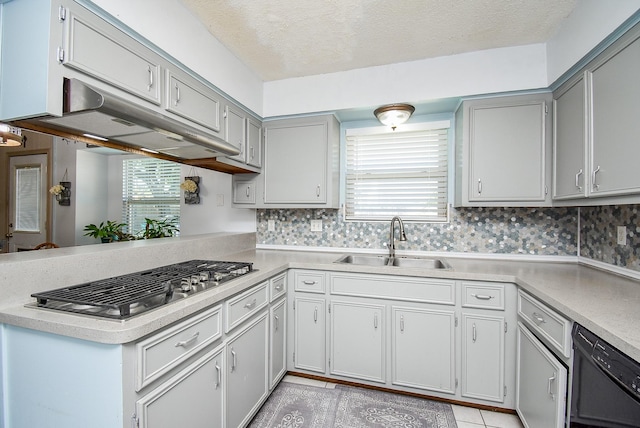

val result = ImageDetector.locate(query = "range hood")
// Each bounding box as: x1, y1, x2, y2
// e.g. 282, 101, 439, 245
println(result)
17, 78, 241, 160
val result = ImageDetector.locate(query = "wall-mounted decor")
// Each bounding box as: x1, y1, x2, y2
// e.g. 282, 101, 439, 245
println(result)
49, 169, 71, 206
181, 176, 200, 204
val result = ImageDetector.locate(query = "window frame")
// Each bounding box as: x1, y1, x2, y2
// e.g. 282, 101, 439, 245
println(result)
342, 120, 452, 223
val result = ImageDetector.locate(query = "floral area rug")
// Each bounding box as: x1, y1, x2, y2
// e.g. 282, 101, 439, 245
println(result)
249, 381, 458, 428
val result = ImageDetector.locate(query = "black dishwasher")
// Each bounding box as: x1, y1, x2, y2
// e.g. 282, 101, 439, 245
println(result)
570, 324, 640, 427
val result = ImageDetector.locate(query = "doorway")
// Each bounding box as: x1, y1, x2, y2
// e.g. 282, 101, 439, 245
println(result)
6, 154, 50, 251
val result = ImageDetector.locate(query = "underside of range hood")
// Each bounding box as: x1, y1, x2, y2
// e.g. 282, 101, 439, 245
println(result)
13, 78, 255, 174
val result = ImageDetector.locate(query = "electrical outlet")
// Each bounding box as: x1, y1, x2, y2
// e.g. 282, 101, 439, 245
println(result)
267, 220, 275, 232
310, 219, 322, 232
617, 226, 627, 245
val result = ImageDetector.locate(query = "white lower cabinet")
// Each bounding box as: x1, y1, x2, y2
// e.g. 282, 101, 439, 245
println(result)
293, 296, 326, 373
270, 298, 287, 388
226, 311, 270, 428
391, 306, 455, 394
461, 313, 505, 403
330, 300, 385, 382
135, 345, 224, 428
516, 322, 567, 428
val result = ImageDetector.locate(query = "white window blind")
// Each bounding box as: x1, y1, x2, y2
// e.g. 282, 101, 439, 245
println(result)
345, 125, 449, 222
15, 166, 41, 232
122, 158, 181, 235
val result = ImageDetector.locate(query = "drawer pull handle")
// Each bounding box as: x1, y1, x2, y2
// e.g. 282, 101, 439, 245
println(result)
303, 280, 317, 285
230, 348, 237, 372
472, 323, 477, 343
174, 83, 180, 105
275, 284, 283, 291
244, 299, 257, 310
374, 313, 378, 329
575, 169, 583, 190
215, 361, 221, 389
147, 65, 154, 91
314, 307, 318, 323
175, 331, 199, 348
246, 186, 250, 197
274, 314, 279, 331
548, 372, 556, 400
592, 165, 601, 190
477, 179, 482, 194
471, 293, 494, 300
400, 315, 405, 332
532, 312, 546, 324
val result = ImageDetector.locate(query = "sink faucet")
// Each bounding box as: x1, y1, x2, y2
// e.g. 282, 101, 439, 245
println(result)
388, 216, 407, 258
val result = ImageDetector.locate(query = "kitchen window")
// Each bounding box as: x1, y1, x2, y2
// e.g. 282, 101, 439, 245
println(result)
122, 158, 181, 235
344, 121, 450, 222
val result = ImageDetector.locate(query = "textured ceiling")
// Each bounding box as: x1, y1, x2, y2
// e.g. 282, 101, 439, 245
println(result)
179, 0, 577, 81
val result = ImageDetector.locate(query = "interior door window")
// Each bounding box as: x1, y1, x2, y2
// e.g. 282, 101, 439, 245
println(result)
14, 165, 42, 232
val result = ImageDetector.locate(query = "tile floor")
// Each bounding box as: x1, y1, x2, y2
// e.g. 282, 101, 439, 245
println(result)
282, 375, 524, 428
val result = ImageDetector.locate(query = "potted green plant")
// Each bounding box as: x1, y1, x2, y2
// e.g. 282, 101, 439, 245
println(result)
140, 217, 179, 239
83, 220, 127, 243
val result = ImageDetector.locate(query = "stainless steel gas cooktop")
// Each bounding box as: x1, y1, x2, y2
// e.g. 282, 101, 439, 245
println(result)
31, 260, 254, 319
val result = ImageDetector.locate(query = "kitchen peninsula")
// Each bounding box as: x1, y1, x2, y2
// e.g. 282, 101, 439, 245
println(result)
1, 232, 639, 427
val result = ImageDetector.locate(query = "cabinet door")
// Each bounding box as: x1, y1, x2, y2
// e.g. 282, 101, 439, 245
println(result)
65, 10, 161, 104
225, 105, 246, 163
590, 35, 640, 197
391, 306, 455, 394
264, 121, 327, 203
293, 296, 326, 373
330, 301, 385, 383
246, 118, 262, 167
166, 71, 223, 134
232, 180, 256, 204
226, 312, 269, 428
270, 298, 287, 389
136, 346, 224, 428
461, 313, 505, 403
516, 323, 567, 428
553, 74, 588, 200
469, 100, 548, 202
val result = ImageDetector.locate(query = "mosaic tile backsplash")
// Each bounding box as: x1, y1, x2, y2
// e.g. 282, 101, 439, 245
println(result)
580, 204, 640, 272
257, 207, 579, 256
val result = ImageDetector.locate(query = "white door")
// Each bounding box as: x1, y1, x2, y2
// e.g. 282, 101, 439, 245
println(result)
7, 154, 48, 251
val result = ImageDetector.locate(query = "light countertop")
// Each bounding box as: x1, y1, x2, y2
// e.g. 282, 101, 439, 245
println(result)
1, 247, 639, 363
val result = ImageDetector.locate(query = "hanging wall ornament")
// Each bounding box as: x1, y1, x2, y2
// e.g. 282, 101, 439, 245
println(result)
181, 175, 200, 204
49, 168, 72, 206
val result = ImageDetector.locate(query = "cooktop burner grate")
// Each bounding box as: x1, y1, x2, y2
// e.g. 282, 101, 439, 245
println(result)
31, 260, 253, 319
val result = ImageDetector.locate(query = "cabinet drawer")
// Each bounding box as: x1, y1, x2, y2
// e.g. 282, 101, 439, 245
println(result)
270, 273, 287, 302
462, 282, 505, 310
518, 291, 572, 358
293, 271, 326, 293
225, 281, 269, 333
136, 305, 222, 391
330, 273, 455, 305
233, 180, 256, 204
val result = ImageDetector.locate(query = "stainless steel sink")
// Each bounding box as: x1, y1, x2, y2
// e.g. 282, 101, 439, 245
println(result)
334, 254, 450, 269
334, 254, 391, 266
390, 257, 450, 269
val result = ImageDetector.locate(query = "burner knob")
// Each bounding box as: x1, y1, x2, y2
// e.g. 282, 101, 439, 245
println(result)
213, 272, 223, 282
199, 272, 210, 282
180, 278, 192, 292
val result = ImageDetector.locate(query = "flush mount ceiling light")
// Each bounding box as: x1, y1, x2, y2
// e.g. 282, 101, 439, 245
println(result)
0, 123, 23, 147
374, 103, 415, 130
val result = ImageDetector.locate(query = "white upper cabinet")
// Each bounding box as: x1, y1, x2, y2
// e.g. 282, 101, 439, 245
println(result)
589, 31, 640, 197
65, 8, 162, 105
553, 73, 588, 200
246, 117, 263, 168
224, 104, 246, 162
552, 22, 640, 204
166, 70, 224, 136
455, 93, 552, 207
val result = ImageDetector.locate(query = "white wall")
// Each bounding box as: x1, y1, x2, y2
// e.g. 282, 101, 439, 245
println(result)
263, 44, 548, 118
51, 138, 78, 248
90, 0, 264, 115
75, 149, 109, 245
546, 0, 640, 83
179, 165, 256, 236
